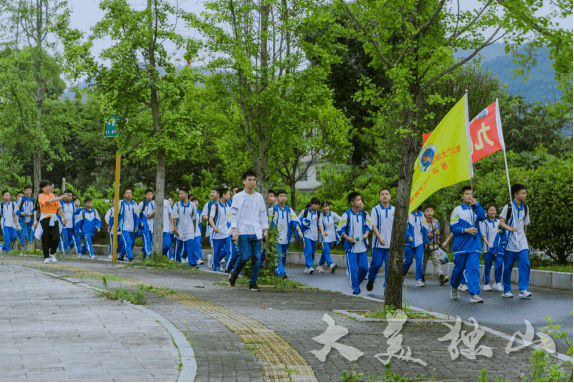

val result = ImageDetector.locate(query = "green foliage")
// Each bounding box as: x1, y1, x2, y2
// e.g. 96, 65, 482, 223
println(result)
340, 369, 363, 382
540, 314, 573, 365
357, 305, 437, 320
478, 369, 488, 382
98, 288, 147, 305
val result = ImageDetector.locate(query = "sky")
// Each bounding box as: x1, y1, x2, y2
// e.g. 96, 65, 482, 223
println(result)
67, 0, 572, 65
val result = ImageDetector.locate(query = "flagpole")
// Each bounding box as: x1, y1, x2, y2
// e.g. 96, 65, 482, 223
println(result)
495, 99, 519, 248
464, 90, 476, 235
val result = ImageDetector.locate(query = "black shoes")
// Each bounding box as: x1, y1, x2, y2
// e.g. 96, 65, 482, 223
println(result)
249, 284, 261, 291
229, 272, 238, 287
281, 275, 288, 280
366, 280, 374, 291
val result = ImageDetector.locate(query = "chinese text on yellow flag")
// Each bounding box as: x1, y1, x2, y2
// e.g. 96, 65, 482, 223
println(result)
409, 95, 472, 213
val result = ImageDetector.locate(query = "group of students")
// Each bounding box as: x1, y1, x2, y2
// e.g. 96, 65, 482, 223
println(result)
1, 173, 533, 301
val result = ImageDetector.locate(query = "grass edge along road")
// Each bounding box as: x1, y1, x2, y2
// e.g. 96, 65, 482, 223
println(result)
0, 257, 317, 383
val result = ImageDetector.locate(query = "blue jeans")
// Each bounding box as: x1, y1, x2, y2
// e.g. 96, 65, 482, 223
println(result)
226, 238, 239, 272
403, 244, 424, 280
347, 251, 368, 294
2, 226, 17, 252
369, 248, 389, 286
318, 241, 333, 267
483, 251, 503, 285
275, 244, 289, 277
451, 252, 480, 295
233, 235, 262, 285
503, 249, 530, 293
304, 238, 317, 268
213, 237, 231, 271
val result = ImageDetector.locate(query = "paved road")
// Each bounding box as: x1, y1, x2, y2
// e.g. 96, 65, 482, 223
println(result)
282, 265, 573, 355
0, 264, 180, 382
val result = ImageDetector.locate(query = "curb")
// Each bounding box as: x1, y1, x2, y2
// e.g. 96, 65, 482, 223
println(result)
334, 309, 456, 323
8, 264, 197, 383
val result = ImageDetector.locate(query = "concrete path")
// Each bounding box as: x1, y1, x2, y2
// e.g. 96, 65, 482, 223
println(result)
0, 265, 180, 382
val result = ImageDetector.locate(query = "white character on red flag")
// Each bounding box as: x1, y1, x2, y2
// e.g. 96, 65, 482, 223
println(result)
469, 101, 504, 162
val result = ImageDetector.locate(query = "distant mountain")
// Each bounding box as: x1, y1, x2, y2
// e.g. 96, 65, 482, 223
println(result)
455, 44, 562, 104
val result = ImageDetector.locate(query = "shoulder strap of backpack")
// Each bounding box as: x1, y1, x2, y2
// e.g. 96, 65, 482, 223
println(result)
505, 202, 513, 222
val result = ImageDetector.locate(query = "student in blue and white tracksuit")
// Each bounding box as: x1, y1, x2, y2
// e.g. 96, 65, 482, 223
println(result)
138, 189, 155, 260
191, 197, 204, 265
72, 197, 82, 251
209, 188, 232, 272
117, 189, 140, 262
202, 188, 219, 268
1, 191, 19, 253
172, 188, 199, 267
449, 186, 486, 303
367, 188, 394, 291
271, 189, 303, 279
480, 205, 502, 292
337, 192, 372, 295
59, 192, 77, 255
298, 197, 321, 274
498, 184, 532, 299
317, 200, 340, 274
403, 206, 428, 287
161, 199, 175, 257
105, 205, 123, 259
16, 186, 35, 250
75, 198, 102, 259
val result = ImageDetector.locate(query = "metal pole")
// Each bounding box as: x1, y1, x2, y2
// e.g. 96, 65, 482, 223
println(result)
464, 90, 476, 235
112, 152, 121, 263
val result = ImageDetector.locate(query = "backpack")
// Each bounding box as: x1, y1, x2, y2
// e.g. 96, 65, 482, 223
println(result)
505, 202, 528, 223
300, 207, 321, 235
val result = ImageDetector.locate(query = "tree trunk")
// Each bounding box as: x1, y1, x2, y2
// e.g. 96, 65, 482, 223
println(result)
33, 149, 41, 197
153, 148, 165, 256
289, 179, 297, 211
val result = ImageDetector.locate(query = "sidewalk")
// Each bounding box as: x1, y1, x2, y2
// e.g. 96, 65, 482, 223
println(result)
0, 254, 567, 382
0, 264, 180, 382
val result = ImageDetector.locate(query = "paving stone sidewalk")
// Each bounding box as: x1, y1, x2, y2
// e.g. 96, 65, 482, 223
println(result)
1, 256, 564, 382
0, 264, 180, 382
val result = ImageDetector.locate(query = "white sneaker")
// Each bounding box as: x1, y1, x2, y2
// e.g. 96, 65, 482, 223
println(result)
181, 257, 187, 264
305, 267, 315, 274
493, 282, 503, 292
451, 288, 459, 300
316, 266, 324, 273
483, 284, 492, 291
49, 254, 57, 263
89, 255, 97, 260
458, 284, 468, 292
44, 258, 51, 264
330, 263, 338, 274
108, 254, 113, 260
519, 290, 532, 299
470, 294, 484, 303
502, 291, 513, 298
416, 280, 425, 287
197, 259, 204, 265
207, 254, 213, 269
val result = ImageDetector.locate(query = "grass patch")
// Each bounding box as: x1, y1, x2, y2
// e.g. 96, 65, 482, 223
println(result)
126, 257, 199, 271
355, 304, 438, 320
136, 283, 176, 297
67, 273, 136, 282
532, 264, 573, 273
216, 275, 306, 291
97, 288, 147, 305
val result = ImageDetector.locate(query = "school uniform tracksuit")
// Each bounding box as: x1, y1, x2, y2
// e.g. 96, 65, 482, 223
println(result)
161, 200, 174, 257
449, 202, 486, 295
480, 218, 502, 285
336, 209, 372, 294
138, 200, 155, 259
106, 207, 124, 256
271, 205, 301, 277
75, 208, 102, 257
318, 212, 341, 269
210, 201, 231, 271
16, 196, 35, 248
403, 210, 428, 281
298, 209, 320, 268
1, 201, 18, 252
118, 200, 140, 261
500, 201, 531, 293
369, 204, 394, 287
195, 208, 203, 264
60, 200, 77, 254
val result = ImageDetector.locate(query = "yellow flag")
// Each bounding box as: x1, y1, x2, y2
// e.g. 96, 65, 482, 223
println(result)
409, 94, 472, 213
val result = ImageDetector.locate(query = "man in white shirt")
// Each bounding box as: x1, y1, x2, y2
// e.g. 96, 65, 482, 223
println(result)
138, 189, 155, 260
367, 188, 394, 292
172, 188, 199, 267
499, 183, 532, 299
298, 197, 321, 274
209, 188, 231, 272
228, 170, 269, 291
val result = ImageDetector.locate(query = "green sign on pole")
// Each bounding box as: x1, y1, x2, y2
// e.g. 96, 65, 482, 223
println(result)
104, 116, 120, 137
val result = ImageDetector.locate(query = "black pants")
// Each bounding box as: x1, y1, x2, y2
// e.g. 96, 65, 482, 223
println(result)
41, 218, 60, 258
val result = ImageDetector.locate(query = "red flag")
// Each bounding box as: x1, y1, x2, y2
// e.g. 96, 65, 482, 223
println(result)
422, 101, 504, 163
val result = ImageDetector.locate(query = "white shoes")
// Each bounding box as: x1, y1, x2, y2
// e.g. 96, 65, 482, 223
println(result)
44, 258, 51, 264
470, 294, 484, 303
108, 254, 113, 260
483, 284, 492, 291
89, 255, 97, 260
502, 291, 513, 298
49, 254, 57, 263
305, 267, 315, 274
519, 290, 532, 299
316, 266, 324, 273
493, 282, 503, 291
207, 254, 213, 269
197, 259, 204, 265
330, 263, 338, 274
451, 288, 459, 300
416, 280, 425, 287
458, 284, 468, 292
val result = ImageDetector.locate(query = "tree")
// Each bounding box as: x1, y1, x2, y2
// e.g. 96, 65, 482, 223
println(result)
277, 103, 352, 211
189, 0, 335, 198
58, 0, 207, 256
0, 0, 70, 196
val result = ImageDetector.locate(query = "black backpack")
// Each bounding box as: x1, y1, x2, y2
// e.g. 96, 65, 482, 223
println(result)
505, 202, 528, 224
